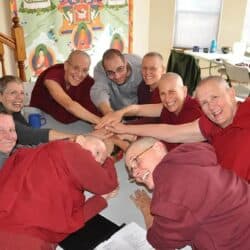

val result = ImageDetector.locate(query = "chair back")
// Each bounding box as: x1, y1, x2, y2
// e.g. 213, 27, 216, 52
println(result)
166, 50, 201, 95
223, 60, 249, 84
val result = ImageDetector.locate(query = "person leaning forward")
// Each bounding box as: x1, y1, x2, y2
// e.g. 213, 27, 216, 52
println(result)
126, 137, 250, 250
30, 50, 101, 124
90, 48, 142, 115
105, 76, 250, 182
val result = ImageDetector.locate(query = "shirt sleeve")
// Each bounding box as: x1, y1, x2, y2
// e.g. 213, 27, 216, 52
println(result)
62, 142, 118, 194
83, 195, 107, 222
15, 121, 50, 145
198, 115, 214, 141
90, 62, 111, 107
147, 201, 197, 250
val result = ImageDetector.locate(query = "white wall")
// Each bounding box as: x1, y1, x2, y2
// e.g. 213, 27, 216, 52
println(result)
133, 0, 150, 56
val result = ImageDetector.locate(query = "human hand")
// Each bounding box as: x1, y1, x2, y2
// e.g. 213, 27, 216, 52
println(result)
95, 111, 123, 129
130, 189, 153, 229
102, 186, 119, 200
130, 189, 151, 212
89, 128, 113, 140
105, 122, 129, 134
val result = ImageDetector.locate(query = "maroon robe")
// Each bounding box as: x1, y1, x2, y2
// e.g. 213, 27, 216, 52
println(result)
199, 97, 250, 181
0, 140, 118, 247
160, 95, 202, 151
30, 64, 100, 123
148, 142, 250, 250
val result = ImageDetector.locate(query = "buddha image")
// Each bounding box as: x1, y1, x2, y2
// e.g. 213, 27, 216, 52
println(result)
30, 44, 55, 76
110, 33, 124, 52
72, 22, 92, 50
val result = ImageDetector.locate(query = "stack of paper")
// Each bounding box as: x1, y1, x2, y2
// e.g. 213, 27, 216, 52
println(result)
94, 222, 154, 250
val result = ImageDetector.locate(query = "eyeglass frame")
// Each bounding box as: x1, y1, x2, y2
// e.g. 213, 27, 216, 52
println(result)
128, 144, 154, 176
104, 64, 127, 79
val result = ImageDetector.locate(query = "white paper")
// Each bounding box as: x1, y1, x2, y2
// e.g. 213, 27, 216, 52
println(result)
94, 222, 154, 250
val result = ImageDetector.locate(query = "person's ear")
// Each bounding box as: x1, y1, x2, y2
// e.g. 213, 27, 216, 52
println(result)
64, 61, 69, 71
75, 135, 86, 147
183, 85, 188, 96
153, 141, 167, 155
228, 86, 236, 99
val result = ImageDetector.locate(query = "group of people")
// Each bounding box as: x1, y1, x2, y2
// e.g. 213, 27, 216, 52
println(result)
0, 47, 250, 250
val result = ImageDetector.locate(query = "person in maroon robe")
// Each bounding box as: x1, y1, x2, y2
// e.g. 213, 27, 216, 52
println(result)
137, 52, 165, 105
104, 76, 250, 182
0, 133, 118, 250
30, 50, 101, 124
126, 137, 250, 250
96, 73, 202, 151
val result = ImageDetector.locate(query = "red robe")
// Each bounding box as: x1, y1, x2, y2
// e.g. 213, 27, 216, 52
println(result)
30, 64, 101, 123
148, 142, 250, 250
0, 140, 118, 247
199, 97, 250, 181
160, 95, 202, 151
137, 80, 161, 104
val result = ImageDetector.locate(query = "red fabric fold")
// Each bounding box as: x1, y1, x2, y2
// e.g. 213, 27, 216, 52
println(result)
0, 140, 118, 243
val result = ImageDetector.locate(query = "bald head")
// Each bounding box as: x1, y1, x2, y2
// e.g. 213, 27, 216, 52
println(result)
195, 76, 237, 128
158, 73, 187, 115
125, 137, 167, 190
75, 135, 108, 164
67, 50, 90, 63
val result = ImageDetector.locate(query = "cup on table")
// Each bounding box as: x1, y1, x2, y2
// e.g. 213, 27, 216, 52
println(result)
192, 46, 200, 52
28, 113, 46, 128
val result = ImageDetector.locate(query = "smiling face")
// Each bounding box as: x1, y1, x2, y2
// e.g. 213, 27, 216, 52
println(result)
64, 52, 90, 87
0, 114, 17, 154
103, 55, 129, 85
158, 73, 187, 115
0, 81, 25, 113
141, 54, 164, 90
196, 79, 237, 128
125, 138, 167, 190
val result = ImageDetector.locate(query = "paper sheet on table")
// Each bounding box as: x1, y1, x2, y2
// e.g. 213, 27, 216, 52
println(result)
94, 222, 154, 250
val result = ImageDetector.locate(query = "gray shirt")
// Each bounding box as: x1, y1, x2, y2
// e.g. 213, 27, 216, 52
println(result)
0, 152, 8, 170
90, 54, 142, 110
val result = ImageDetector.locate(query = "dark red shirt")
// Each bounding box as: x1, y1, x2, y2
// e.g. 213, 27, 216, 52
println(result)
30, 64, 100, 123
137, 81, 161, 104
199, 98, 250, 181
160, 95, 202, 151
0, 140, 118, 243
148, 143, 250, 250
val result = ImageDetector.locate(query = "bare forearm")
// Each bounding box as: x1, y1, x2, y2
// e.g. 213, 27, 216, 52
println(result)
48, 130, 76, 141
66, 101, 100, 124
111, 121, 205, 143
98, 102, 113, 115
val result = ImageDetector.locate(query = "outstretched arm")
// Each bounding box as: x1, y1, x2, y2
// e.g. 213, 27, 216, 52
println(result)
96, 103, 163, 129
105, 119, 205, 143
44, 79, 100, 124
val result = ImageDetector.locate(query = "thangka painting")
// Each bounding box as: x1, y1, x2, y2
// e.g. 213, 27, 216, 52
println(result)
10, 0, 133, 82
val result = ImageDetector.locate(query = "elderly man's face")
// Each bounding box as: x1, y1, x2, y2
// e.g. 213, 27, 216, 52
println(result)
159, 78, 187, 115
64, 54, 90, 87
125, 145, 155, 190
196, 80, 237, 128
0, 114, 17, 154
75, 135, 108, 164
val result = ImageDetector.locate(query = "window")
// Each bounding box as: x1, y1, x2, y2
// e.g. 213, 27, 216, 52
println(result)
174, 0, 222, 49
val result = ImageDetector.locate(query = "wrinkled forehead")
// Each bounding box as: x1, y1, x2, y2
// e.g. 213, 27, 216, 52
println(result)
196, 80, 225, 100
103, 55, 125, 69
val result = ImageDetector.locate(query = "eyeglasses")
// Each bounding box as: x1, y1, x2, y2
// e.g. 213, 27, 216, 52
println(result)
105, 65, 126, 79
67, 61, 89, 75
129, 145, 154, 176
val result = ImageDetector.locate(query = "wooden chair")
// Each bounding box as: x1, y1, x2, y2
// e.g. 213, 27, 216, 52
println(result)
0, 16, 27, 81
